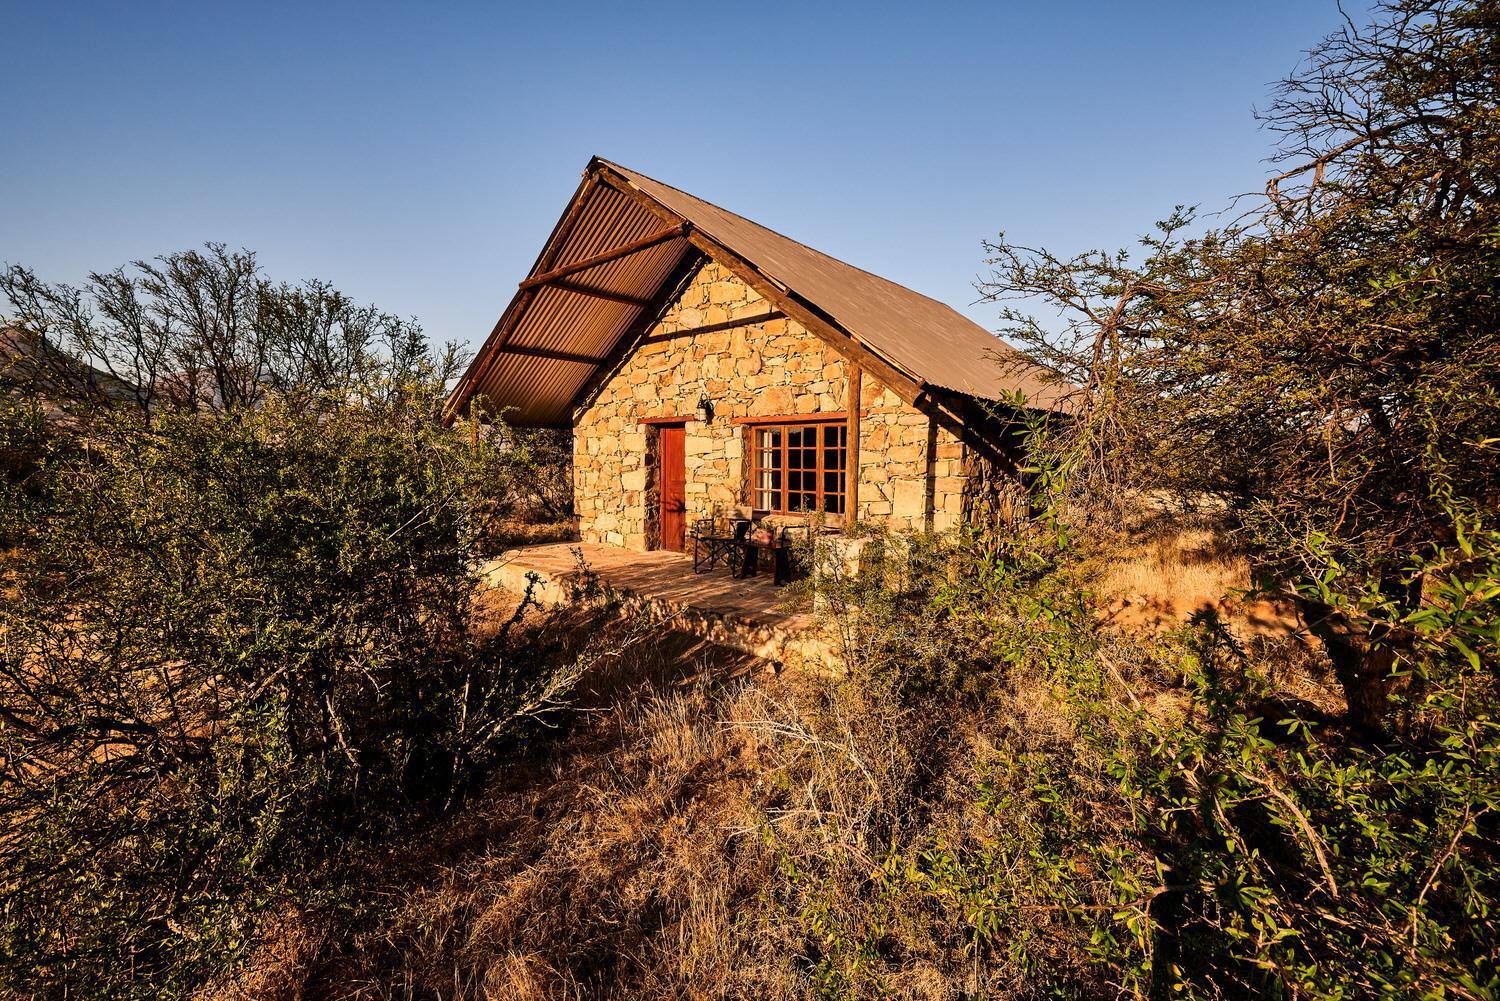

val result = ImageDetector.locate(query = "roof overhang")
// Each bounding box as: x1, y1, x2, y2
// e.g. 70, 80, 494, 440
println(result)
443, 170, 700, 427
445, 158, 1074, 428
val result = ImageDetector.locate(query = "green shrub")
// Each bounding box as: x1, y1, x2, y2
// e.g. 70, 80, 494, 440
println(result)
790, 443, 1498, 997
0, 395, 564, 996
0, 391, 565, 998
0, 247, 571, 998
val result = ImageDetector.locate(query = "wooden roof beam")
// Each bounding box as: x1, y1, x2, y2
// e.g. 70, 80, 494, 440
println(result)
640, 310, 784, 344
518, 223, 689, 291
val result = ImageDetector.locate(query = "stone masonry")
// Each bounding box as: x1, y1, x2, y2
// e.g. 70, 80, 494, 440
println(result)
574, 260, 976, 549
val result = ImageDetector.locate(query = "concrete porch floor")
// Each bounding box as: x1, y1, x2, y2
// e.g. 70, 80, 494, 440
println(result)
480, 541, 824, 666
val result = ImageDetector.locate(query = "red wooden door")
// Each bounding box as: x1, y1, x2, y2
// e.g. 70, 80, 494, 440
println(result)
658, 424, 686, 552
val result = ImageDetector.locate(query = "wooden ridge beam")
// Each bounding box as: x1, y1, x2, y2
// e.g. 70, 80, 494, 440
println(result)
518, 224, 689, 290
541, 279, 654, 308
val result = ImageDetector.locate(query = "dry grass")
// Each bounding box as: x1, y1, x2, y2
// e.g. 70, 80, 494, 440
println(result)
1090, 520, 1307, 641
483, 517, 578, 554
1098, 527, 1245, 608
211, 605, 800, 1000
1085, 515, 1341, 721
212, 596, 1096, 1000
212, 530, 1341, 1000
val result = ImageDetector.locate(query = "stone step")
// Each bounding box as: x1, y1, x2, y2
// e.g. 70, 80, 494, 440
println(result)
479, 543, 834, 672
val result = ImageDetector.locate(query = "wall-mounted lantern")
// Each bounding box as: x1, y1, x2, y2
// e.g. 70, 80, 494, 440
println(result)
694, 393, 714, 423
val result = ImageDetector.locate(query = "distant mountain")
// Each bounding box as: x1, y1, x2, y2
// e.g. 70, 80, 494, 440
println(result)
0, 327, 141, 414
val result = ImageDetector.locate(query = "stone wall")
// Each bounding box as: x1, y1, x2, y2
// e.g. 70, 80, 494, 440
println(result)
573, 260, 971, 549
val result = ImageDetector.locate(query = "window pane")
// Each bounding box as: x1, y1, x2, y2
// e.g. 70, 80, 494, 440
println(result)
750, 422, 857, 514
757, 469, 780, 508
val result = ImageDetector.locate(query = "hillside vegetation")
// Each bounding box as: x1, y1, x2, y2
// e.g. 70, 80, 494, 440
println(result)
2, 1, 1498, 998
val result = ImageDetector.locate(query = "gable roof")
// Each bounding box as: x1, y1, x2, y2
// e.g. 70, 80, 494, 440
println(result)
447, 158, 1067, 426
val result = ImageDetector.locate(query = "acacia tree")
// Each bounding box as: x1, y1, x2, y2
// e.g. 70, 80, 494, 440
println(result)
981, 0, 1500, 732
0, 242, 458, 417
978, 210, 1192, 516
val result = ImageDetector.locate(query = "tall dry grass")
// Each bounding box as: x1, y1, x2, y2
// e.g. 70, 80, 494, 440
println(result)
1087, 513, 1307, 642
213, 595, 1129, 1001
211, 519, 1349, 1001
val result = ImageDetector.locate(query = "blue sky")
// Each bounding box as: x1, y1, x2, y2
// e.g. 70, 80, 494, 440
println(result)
3, 1, 1372, 355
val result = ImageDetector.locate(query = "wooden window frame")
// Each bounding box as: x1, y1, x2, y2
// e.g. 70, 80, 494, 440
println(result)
748, 420, 847, 518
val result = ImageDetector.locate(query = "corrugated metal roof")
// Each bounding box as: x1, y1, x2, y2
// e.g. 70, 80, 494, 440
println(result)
601, 161, 1070, 410
450, 159, 1069, 426
456, 180, 697, 426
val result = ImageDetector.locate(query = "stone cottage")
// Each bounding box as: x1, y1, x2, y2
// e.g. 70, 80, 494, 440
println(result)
446, 158, 1069, 552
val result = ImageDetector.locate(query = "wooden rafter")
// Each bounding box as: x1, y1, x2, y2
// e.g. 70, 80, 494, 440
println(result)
518, 224, 688, 291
